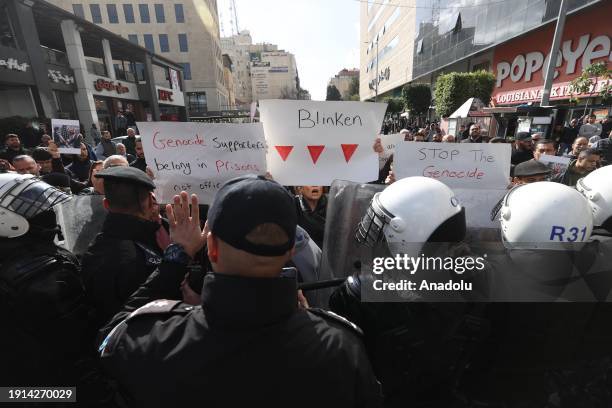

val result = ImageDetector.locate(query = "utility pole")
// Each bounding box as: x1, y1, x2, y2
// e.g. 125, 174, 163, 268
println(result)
541, 0, 567, 106
375, 39, 379, 102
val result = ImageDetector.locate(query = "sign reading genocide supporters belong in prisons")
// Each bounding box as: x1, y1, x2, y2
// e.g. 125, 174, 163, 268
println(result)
394, 142, 512, 190
259, 100, 387, 186
137, 122, 267, 204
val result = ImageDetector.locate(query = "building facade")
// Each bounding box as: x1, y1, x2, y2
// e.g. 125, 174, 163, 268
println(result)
360, 0, 417, 101
49, 0, 228, 117
221, 31, 300, 103
360, 0, 609, 122
328, 68, 359, 100
0, 0, 185, 137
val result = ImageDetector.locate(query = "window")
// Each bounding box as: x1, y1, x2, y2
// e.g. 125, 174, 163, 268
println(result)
107, 4, 118, 23
0, 4, 18, 49
139, 4, 150, 23
178, 33, 188, 52
174, 4, 184, 23
143, 34, 154, 52
90, 4, 102, 23
72, 4, 85, 18
154, 4, 165, 23
127, 34, 138, 45
187, 91, 207, 113
159, 34, 169, 52
181, 63, 191, 80
123, 4, 135, 23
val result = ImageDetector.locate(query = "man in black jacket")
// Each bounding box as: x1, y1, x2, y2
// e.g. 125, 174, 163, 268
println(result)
99, 175, 382, 407
82, 166, 162, 330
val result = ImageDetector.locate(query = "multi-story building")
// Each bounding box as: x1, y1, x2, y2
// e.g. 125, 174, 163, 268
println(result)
49, 0, 228, 117
328, 68, 359, 100
221, 32, 299, 103
222, 54, 236, 109
0, 0, 186, 137
361, 0, 610, 124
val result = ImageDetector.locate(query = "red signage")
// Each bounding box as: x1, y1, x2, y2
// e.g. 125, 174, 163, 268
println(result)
492, 2, 611, 105
94, 79, 129, 94
158, 89, 174, 102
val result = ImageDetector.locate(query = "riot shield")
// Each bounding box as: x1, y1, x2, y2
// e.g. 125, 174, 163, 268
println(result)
55, 195, 107, 257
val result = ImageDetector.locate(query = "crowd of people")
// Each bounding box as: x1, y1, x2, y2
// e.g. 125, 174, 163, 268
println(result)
1, 109, 612, 407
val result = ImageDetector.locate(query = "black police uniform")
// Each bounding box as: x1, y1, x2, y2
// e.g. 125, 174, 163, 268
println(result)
0, 218, 88, 387
81, 166, 161, 330
99, 256, 383, 408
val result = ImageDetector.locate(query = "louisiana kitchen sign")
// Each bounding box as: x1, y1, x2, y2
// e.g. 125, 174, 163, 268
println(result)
491, 2, 611, 105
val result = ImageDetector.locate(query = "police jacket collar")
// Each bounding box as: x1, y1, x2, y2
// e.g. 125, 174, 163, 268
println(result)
201, 273, 297, 329
102, 212, 160, 248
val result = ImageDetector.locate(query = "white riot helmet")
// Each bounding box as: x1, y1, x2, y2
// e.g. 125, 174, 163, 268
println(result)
498, 181, 593, 250
576, 165, 612, 231
355, 176, 465, 256
0, 173, 71, 238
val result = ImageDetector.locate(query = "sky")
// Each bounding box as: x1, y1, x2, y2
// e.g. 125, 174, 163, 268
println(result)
218, 0, 360, 100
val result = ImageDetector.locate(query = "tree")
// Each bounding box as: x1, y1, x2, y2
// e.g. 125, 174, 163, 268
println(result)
326, 85, 342, 101
569, 61, 612, 114
348, 77, 359, 98
402, 84, 431, 119
384, 97, 404, 114
433, 70, 495, 118
279, 86, 298, 100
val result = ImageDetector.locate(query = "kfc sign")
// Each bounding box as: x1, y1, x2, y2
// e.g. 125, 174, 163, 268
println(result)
158, 89, 174, 101
496, 34, 611, 88
94, 79, 129, 94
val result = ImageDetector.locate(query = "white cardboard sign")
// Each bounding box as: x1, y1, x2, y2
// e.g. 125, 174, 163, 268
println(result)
137, 122, 267, 204
259, 100, 387, 185
51, 118, 81, 154
394, 142, 512, 190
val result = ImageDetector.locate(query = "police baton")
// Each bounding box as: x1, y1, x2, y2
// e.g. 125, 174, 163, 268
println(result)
298, 278, 346, 291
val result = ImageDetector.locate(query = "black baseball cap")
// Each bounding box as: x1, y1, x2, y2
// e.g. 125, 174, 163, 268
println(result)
515, 132, 532, 141
32, 148, 52, 161
95, 166, 156, 190
207, 175, 297, 256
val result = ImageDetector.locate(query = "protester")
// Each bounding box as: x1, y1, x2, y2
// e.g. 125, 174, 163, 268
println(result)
116, 143, 135, 163
0, 134, 27, 163
12, 155, 40, 175
94, 131, 116, 161
39, 134, 52, 147
90, 123, 102, 146
510, 132, 534, 165
413, 131, 426, 142
399, 128, 413, 141
461, 123, 483, 143
19, 122, 40, 148
124, 127, 138, 157
579, 114, 602, 141
103, 154, 130, 169
98, 176, 382, 407
563, 136, 588, 160
591, 129, 612, 166
115, 111, 127, 137
553, 148, 601, 186
66, 143, 94, 182
82, 166, 163, 330
512, 159, 551, 185
130, 138, 147, 172
295, 186, 327, 248
558, 118, 579, 154
79, 160, 105, 195
532, 139, 556, 161
442, 134, 455, 143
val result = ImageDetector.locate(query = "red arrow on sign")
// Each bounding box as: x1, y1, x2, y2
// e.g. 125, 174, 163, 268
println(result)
275, 145, 294, 161
307, 145, 325, 164
341, 144, 359, 162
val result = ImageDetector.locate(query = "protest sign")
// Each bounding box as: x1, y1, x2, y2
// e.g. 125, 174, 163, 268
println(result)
259, 100, 387, 185
55, 195, 106, 256
394, 142, 511, 190
51, 119, 81, 154
539, 155, 570, 179
136, 122, 267, 204
378, 133, 406, 166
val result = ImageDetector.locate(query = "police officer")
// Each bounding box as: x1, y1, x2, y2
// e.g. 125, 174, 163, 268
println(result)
0, 174, 85, 387
82, 166, 162, 330
99, 175, 382, 407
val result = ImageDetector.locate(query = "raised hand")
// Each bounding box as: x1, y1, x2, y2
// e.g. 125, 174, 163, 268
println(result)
166, 191, 206, 258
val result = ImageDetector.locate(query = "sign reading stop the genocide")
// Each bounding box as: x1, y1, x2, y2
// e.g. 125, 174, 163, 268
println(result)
394, 142, 511, 190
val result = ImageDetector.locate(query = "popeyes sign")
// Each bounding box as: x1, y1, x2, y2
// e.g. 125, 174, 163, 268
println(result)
94, 78, 129, 94
492, 3, 611, 104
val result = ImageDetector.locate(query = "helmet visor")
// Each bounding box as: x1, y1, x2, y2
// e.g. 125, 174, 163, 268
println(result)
0, 177, 71, 219
355, 193, 394, 246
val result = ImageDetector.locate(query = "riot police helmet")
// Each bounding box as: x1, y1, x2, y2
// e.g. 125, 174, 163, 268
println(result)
576, 165, 612, 232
